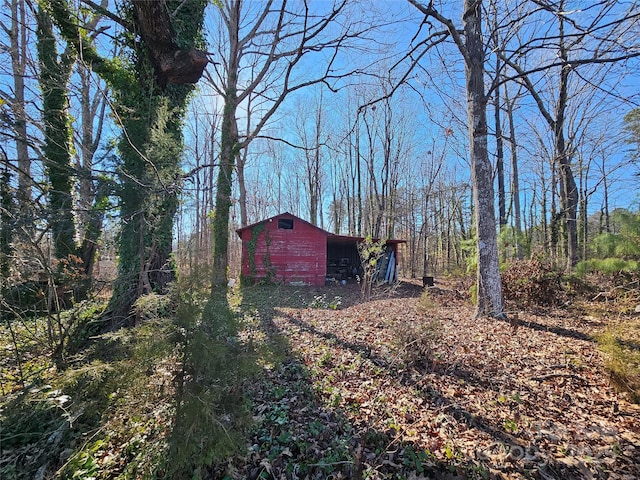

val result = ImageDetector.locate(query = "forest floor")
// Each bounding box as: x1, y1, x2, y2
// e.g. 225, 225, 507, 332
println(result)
225, 279, 640, 479
1, 277, 639, 479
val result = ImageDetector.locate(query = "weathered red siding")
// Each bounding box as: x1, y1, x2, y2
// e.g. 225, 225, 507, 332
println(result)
239, 214, 327, 285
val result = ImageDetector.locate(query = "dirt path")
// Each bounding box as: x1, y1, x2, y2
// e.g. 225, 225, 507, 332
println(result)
230, 281, 640, 479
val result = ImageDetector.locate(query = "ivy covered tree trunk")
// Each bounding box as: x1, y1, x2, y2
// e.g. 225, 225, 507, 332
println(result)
109, 96, 184, 323
107, 0, 207, 324
131, 0, 208, 86
36, 6, 76, 261
49, 0, 207, 323
107, 75, 195, 325
211, 2, 240, 287
211, 88, 239, 287
79, 180, 109, 281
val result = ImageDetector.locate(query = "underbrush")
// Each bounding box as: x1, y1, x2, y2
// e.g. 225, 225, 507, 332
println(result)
0, 303, 178, 479
498, 259, 640, 402
0, 280, 264, 479
501, 257, 564, 307
576, 258, 640, 276
391, 290, 443, 368
598, 320, 640, 403
570, 271, 640, 402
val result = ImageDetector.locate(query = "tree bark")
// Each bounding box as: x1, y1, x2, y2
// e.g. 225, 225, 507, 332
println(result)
408, 0, 504, 316
132, 0, 207, 86
0, 159, 12, 289
505, 87, 523, 259
555, 10, 579, 270
211, 1, 240, 287
494, 84, 506, 231
10, 0, 32, 214
36, 6, 76, 260
463, 0, 504, 317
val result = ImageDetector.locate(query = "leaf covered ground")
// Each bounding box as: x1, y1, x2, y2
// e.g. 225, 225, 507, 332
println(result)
1, 279, 638, 479
225, 280, 640, 480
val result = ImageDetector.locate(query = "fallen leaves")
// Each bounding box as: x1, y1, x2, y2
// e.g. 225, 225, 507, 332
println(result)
229, 281, 639, 479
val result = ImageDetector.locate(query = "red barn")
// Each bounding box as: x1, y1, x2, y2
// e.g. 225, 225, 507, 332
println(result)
236, 212, 405, 286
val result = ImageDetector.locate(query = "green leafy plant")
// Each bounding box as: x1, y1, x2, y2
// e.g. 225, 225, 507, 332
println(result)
575, 258, 640, 276
504, 418, 518, 433
498, 226, 531, 261
133, 292, 173, 321
403, 445, 436, 473
64, 439, 104, 479
309, 294, 342, 310
577, 209, 640, 278
416, 289, 437, 312
357, 236, 386, 301
598, 321, 640, 403
594, 211, 640, 257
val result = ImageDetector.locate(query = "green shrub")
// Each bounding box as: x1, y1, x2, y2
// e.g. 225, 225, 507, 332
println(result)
162, 287, 256, 478
133, 292, 173, 320
416, 289, 438, 312
598, 321, 640, 403
575, 258, 640, 276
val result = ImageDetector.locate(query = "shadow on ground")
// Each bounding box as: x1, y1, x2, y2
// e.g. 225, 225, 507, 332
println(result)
227, 284, 495, 479
228, 283, 624, 480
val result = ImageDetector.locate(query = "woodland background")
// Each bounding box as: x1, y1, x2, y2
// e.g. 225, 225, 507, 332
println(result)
1, 0, 640, 479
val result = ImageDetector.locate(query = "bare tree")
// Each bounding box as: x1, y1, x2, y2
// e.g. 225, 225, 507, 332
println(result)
504, 84, 525, 260
497, 0, 640, 270
408, 0, 505, 317
74, 30, 111, 281
291, 88, 327, 227
206, 0, 374, 286
3, 0, 34, 214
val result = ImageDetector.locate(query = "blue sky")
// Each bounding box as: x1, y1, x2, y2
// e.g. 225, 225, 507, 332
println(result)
1, 0, 638, 238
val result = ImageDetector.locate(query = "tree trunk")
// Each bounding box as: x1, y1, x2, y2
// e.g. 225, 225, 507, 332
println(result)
10, 0, 32, 215
505, 87, 523, 259
550, 159, 559, 258
602, 159, 610, 233
47, 0, 206, 324
237, 148, 248, 227
356, 116, 363, 235
0, 159, 12, 289
36, 7, 76, 261
107, 0, 205, 323
304, 92, 324, 227
77, 62, 108, 254
464, 0, 504, 317
109, 96, 185, 324
131, 0, 207, 86
494, 74, 506, 232
211, 2, 240, 286
555, 9, 579, 270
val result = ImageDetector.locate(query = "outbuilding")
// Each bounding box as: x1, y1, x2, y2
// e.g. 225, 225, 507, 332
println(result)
236, 212, 405, 286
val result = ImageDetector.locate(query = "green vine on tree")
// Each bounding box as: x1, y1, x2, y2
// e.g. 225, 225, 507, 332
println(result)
262, 228, 276, 283
245, 224, 265, 279
44, 0, 208, 324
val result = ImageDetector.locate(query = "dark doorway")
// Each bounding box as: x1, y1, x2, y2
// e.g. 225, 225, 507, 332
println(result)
326, 237, 361, 280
